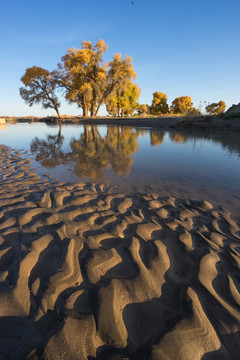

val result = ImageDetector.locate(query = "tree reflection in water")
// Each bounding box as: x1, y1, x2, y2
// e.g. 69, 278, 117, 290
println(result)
169, 133, 188, 143
29, 125, 240, 183
150, 130, 165, 146
30, 125, 139, 182
69, 125, 110, 181
30, 124, 67, 168
106, 126, 139, 175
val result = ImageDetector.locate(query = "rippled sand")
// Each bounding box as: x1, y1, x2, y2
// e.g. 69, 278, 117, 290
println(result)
0, 144, 240, 360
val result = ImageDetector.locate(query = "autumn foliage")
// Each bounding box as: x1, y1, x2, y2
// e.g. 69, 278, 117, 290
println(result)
19, 67, 61, 118
58, 40, 109, 117
149, 92, 169, 115
19, 39, 227, 118
205, 101, 226, 115
20, 40, 138, 118
137, 104, 149, 115
106, 81, 140, 117
170, 96, 194, 114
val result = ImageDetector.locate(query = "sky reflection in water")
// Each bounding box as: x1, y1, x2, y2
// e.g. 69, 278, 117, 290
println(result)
0, 123, 240, 219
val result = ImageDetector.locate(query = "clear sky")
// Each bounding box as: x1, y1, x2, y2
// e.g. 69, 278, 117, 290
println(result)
0, 0, 239, 116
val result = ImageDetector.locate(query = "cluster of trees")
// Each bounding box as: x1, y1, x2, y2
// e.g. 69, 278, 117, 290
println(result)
19, 39, 226, 118
138, 92, 226, 116
20, 40, 140, 119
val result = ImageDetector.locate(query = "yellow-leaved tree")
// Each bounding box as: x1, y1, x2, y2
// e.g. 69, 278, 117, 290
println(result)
57, 41, 137, 117
205, 101, 226, 114
149, 92, 169, 115
57, 40, 108, 117
19, 66, 61, 118
137, 104, 150, 115
106, 81, 140, 116
170, 96, 194, 114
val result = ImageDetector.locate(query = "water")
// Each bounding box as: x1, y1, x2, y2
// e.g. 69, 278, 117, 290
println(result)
0, 122, 240, 219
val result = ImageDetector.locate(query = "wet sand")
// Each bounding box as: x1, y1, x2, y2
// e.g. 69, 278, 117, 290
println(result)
0, 144, 240, 359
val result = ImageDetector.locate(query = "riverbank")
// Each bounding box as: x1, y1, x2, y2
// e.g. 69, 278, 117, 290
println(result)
0, 144, 240, 359
78, 114, 240, 132
3, 114, 240, 132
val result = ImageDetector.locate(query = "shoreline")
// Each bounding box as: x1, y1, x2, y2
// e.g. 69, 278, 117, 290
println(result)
0, 144, 240, 359
3, 114, 240, 132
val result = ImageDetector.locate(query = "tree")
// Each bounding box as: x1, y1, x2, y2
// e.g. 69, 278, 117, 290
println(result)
106, 53, 137, 108
149, 92, 169, 115
19, 66, 61, 118
170, 96, 194, 114
185, 107, 202, 117
106, 81, 140, 117
205, 101, 226, 115
58, 40, 108, 117
137, 104, 149, 115
58, 41, 137, 117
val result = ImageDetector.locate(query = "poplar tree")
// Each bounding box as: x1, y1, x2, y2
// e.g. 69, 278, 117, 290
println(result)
19, 66, 61, 118
205, 101, 226, 114
170, 96, 194, 114
58, 41, 137, 117
58, 40, 108, 116
106, 81, 140, 116
149, 92, 169, 115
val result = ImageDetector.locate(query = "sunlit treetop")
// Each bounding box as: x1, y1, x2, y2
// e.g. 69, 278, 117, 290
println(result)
170, 96, 194, 115
149, 91, 169, 115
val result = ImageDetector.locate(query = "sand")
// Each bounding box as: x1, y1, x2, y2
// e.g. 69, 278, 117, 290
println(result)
0, 144, 240, 359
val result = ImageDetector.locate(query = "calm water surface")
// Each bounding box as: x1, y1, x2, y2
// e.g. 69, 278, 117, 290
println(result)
0, 122, 240, 219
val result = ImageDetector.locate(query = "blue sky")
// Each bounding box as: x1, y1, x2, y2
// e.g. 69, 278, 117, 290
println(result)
0, 0, 239, 116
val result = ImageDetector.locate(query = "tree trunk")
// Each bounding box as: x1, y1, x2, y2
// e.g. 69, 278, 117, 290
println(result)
94, 103, 101, 116
90, 88, 97, 117
82, 97, 88, 117
55, 107, 61, 119
90, 106, 94, 117
117, 107, 120, 117
90, 101, 96, 117
86, 106, 90, 116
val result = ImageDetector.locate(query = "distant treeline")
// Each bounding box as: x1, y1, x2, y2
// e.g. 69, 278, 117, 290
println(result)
19, 40, 226, 119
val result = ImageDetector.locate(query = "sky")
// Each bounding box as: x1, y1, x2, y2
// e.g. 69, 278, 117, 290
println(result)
0, 0, 239, 117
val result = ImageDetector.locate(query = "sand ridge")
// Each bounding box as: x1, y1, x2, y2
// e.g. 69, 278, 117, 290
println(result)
0, 144, 240, 359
